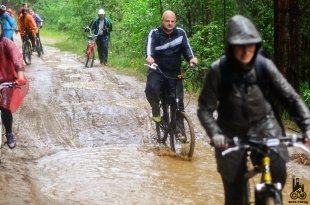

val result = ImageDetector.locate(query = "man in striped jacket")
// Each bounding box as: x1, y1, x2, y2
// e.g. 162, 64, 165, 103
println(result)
145, 10, 198, 136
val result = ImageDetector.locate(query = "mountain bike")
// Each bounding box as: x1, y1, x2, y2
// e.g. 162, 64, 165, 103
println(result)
0, 82, 18, 163
144, 63, 196, 158
20, 29, 33, 65
222, 134, 310, 205
83, 26, 97, 68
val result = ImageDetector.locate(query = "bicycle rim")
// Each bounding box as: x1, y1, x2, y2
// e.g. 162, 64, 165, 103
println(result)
23, 41, 32, 65
171, 111, 195, 158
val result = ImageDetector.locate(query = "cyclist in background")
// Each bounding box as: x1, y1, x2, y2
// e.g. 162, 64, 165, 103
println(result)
29, 8, 43, 39
0, 5, 17, 41
17, 8, 38, 50
89, 8, 112, 66
197, 15, 310, 205
0, 23, 26, 149
29, 8, 43, 28
18, 2, 28, 17
145, 10, 197, 138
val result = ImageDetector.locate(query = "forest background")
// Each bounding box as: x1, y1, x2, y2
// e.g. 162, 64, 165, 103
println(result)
2, 0, 310, 111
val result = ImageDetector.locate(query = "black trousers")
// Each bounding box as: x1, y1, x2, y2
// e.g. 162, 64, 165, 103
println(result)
145, 71, 184, 117
0, 107, 13, 134
221, 152, 287, 205
96, 36, 109, 64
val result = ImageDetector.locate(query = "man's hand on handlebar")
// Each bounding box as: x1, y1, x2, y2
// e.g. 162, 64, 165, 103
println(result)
303, 130, 310, 143
15, 78, 26, 86
146, 56, 154, 65
211, 134, 228, 148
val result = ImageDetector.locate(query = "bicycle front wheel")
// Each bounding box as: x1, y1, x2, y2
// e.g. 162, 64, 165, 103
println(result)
265, 197, 276, 205
36, 37, 42, 57
23, 40, 32, 65
171, 111, 195, 158
85, 46, 95, 68
38, 37, 44, 55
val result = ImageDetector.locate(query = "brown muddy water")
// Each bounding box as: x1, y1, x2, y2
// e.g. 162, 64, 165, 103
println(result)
0, 35, 309, 205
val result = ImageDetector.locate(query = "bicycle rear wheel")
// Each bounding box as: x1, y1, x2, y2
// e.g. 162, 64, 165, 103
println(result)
155, 102, 172, 145
85, 45, 95, 68
171, 111, 195, 158
36, 37, 43, 56
23, 40, 32, 65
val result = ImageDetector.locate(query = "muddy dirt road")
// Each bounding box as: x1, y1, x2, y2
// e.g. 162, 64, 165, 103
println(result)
0, 36, 309, 205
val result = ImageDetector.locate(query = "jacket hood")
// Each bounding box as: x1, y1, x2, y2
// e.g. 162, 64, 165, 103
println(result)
225, 15, 262, 71
226, 15, 262, 45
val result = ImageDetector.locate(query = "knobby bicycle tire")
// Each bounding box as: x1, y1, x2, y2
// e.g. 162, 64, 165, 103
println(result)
22, 40, 32, 65
265, 197, 276, 205
37, 37, 44, 55
171, 111, 195, 158
36, 37, 42, 57
85, 44, 95, 68
255, 189, 282, 205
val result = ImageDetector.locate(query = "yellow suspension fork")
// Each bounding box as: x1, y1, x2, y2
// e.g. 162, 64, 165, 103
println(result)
262, 156, 272, 183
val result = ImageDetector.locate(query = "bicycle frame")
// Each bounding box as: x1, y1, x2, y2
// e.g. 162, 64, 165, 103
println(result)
86, 36, 96, 57
83, 26, 97, 68
222, 136, 310, 205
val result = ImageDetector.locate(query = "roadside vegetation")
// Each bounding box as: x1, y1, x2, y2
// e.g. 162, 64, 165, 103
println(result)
10, 0, 309, 111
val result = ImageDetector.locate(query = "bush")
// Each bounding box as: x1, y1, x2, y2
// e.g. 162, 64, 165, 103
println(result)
300, 81, 310, 108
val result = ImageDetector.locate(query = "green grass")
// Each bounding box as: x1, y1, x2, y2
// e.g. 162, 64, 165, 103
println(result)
40, 29, 147, 80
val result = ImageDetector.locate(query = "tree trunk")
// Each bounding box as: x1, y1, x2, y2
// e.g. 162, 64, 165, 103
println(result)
287, 0, 300, 91
274, 0, 288, 75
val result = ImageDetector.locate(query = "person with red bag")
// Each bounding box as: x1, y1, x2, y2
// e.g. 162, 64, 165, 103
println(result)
0, 23, 27, 149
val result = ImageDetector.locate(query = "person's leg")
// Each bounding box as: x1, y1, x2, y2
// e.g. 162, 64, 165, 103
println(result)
222, 157, 248, 205
1, 107, 16, 148
96, 37, 104, 64
145, 71, 165, 118
102, 39, 109, 65
270, 152, 287, 186
1, 108, 13, 134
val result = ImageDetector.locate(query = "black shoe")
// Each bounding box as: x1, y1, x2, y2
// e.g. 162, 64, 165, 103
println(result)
6, 133, 16, 149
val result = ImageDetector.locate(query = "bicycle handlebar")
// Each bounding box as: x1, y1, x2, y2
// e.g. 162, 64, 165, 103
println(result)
0, 82, 18, 90
144, 63, 196, 80
222, 135, 310, 156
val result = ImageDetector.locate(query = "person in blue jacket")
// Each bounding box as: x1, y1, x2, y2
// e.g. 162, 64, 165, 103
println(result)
89, 8, 112, 66
0, 5, 17, 41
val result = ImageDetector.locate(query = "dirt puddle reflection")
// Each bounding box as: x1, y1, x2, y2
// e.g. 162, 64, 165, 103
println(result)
32, 145, 222, 204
